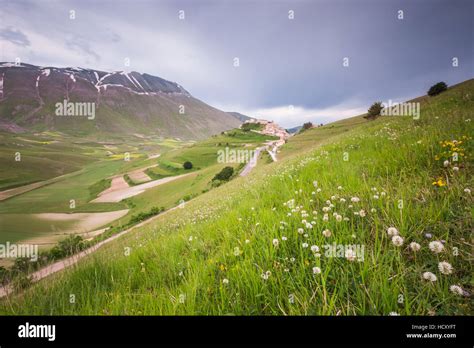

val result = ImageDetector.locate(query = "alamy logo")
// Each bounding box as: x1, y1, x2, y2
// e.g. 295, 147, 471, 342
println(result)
55, 99, 96, 120
324, 243, 365, 261
18, 322, 56, 341
0, 242, 38, 261
217, 147, 256, 164
381, 99, 420, 119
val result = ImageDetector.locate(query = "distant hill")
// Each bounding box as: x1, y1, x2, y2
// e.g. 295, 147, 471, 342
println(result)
286, 125, 302, 134
227, 111, 255, 123
0, 62, 241, 139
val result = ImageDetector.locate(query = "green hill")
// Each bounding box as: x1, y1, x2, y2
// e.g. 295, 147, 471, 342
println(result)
1, 79, 473, 315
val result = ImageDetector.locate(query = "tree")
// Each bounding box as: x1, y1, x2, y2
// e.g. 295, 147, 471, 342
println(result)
364, 102, 384, 120
183, 161, 193, 170
302, 122, 313, 130
427, 82, 448, 97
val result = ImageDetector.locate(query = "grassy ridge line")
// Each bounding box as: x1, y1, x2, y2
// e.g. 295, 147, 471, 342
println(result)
1, 80, 472, 315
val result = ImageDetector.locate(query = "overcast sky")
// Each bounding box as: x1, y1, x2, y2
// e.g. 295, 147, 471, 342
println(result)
0, 0, 472, 127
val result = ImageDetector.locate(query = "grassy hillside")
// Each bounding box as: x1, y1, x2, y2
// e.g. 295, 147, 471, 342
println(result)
1, 80, 472, 315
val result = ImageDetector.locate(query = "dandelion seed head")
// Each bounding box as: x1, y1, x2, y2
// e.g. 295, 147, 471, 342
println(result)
438, 261, 453, 275
422, 272, 437, 282
449, 285, 464, 296
322, 229, 332, 237
409, 242, 421, 252
429, 241, 444, 254
392, 235, 404, 247
387, 227, 399, 237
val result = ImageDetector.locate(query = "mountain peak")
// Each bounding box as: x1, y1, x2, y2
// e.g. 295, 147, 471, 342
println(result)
0, 62, 239, 139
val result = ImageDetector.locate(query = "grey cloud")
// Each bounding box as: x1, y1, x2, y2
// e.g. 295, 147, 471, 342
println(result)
65, 36, 100, 62
1, 0, 472, 127
0, 27, 30, 46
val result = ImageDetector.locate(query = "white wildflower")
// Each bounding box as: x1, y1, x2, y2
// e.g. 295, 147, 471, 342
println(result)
438, 261, 453, 275
322, 229, 332, 237
429, 241, 444, 254
387, 227, 399, 237
449, 285, 464, 296
409, 242, 421, 252
261, 271, 271, 280
392, 235, 404, 247
422, 272, 437, 282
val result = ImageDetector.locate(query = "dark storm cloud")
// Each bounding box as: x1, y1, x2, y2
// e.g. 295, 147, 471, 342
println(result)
1, 0, 472, 126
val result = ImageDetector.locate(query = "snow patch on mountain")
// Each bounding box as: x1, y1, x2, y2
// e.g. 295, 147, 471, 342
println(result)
0, 73, 4, 98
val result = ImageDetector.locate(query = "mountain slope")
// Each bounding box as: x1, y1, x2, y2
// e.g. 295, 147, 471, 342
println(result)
0, 63, 241, 139
1, 79, 473, 315
227, 111, 255, 122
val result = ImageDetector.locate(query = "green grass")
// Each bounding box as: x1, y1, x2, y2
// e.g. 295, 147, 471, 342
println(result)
88, 178, 112, 200
1, 80, 473, 315
0, 214, 78, 245
0, 124, 275, 248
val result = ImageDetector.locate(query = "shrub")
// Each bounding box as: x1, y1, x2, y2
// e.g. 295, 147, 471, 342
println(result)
299, 122, 313, 133
213, 166, 234, 181
12, 273, 32, 292
0, 266, 10, 285
427, 82, 448, 97
183, 161, 193, 170
364, 102, 384, 120
129, 206, 164, 224
49, 235, 85, 260
241, 122, 262, 132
